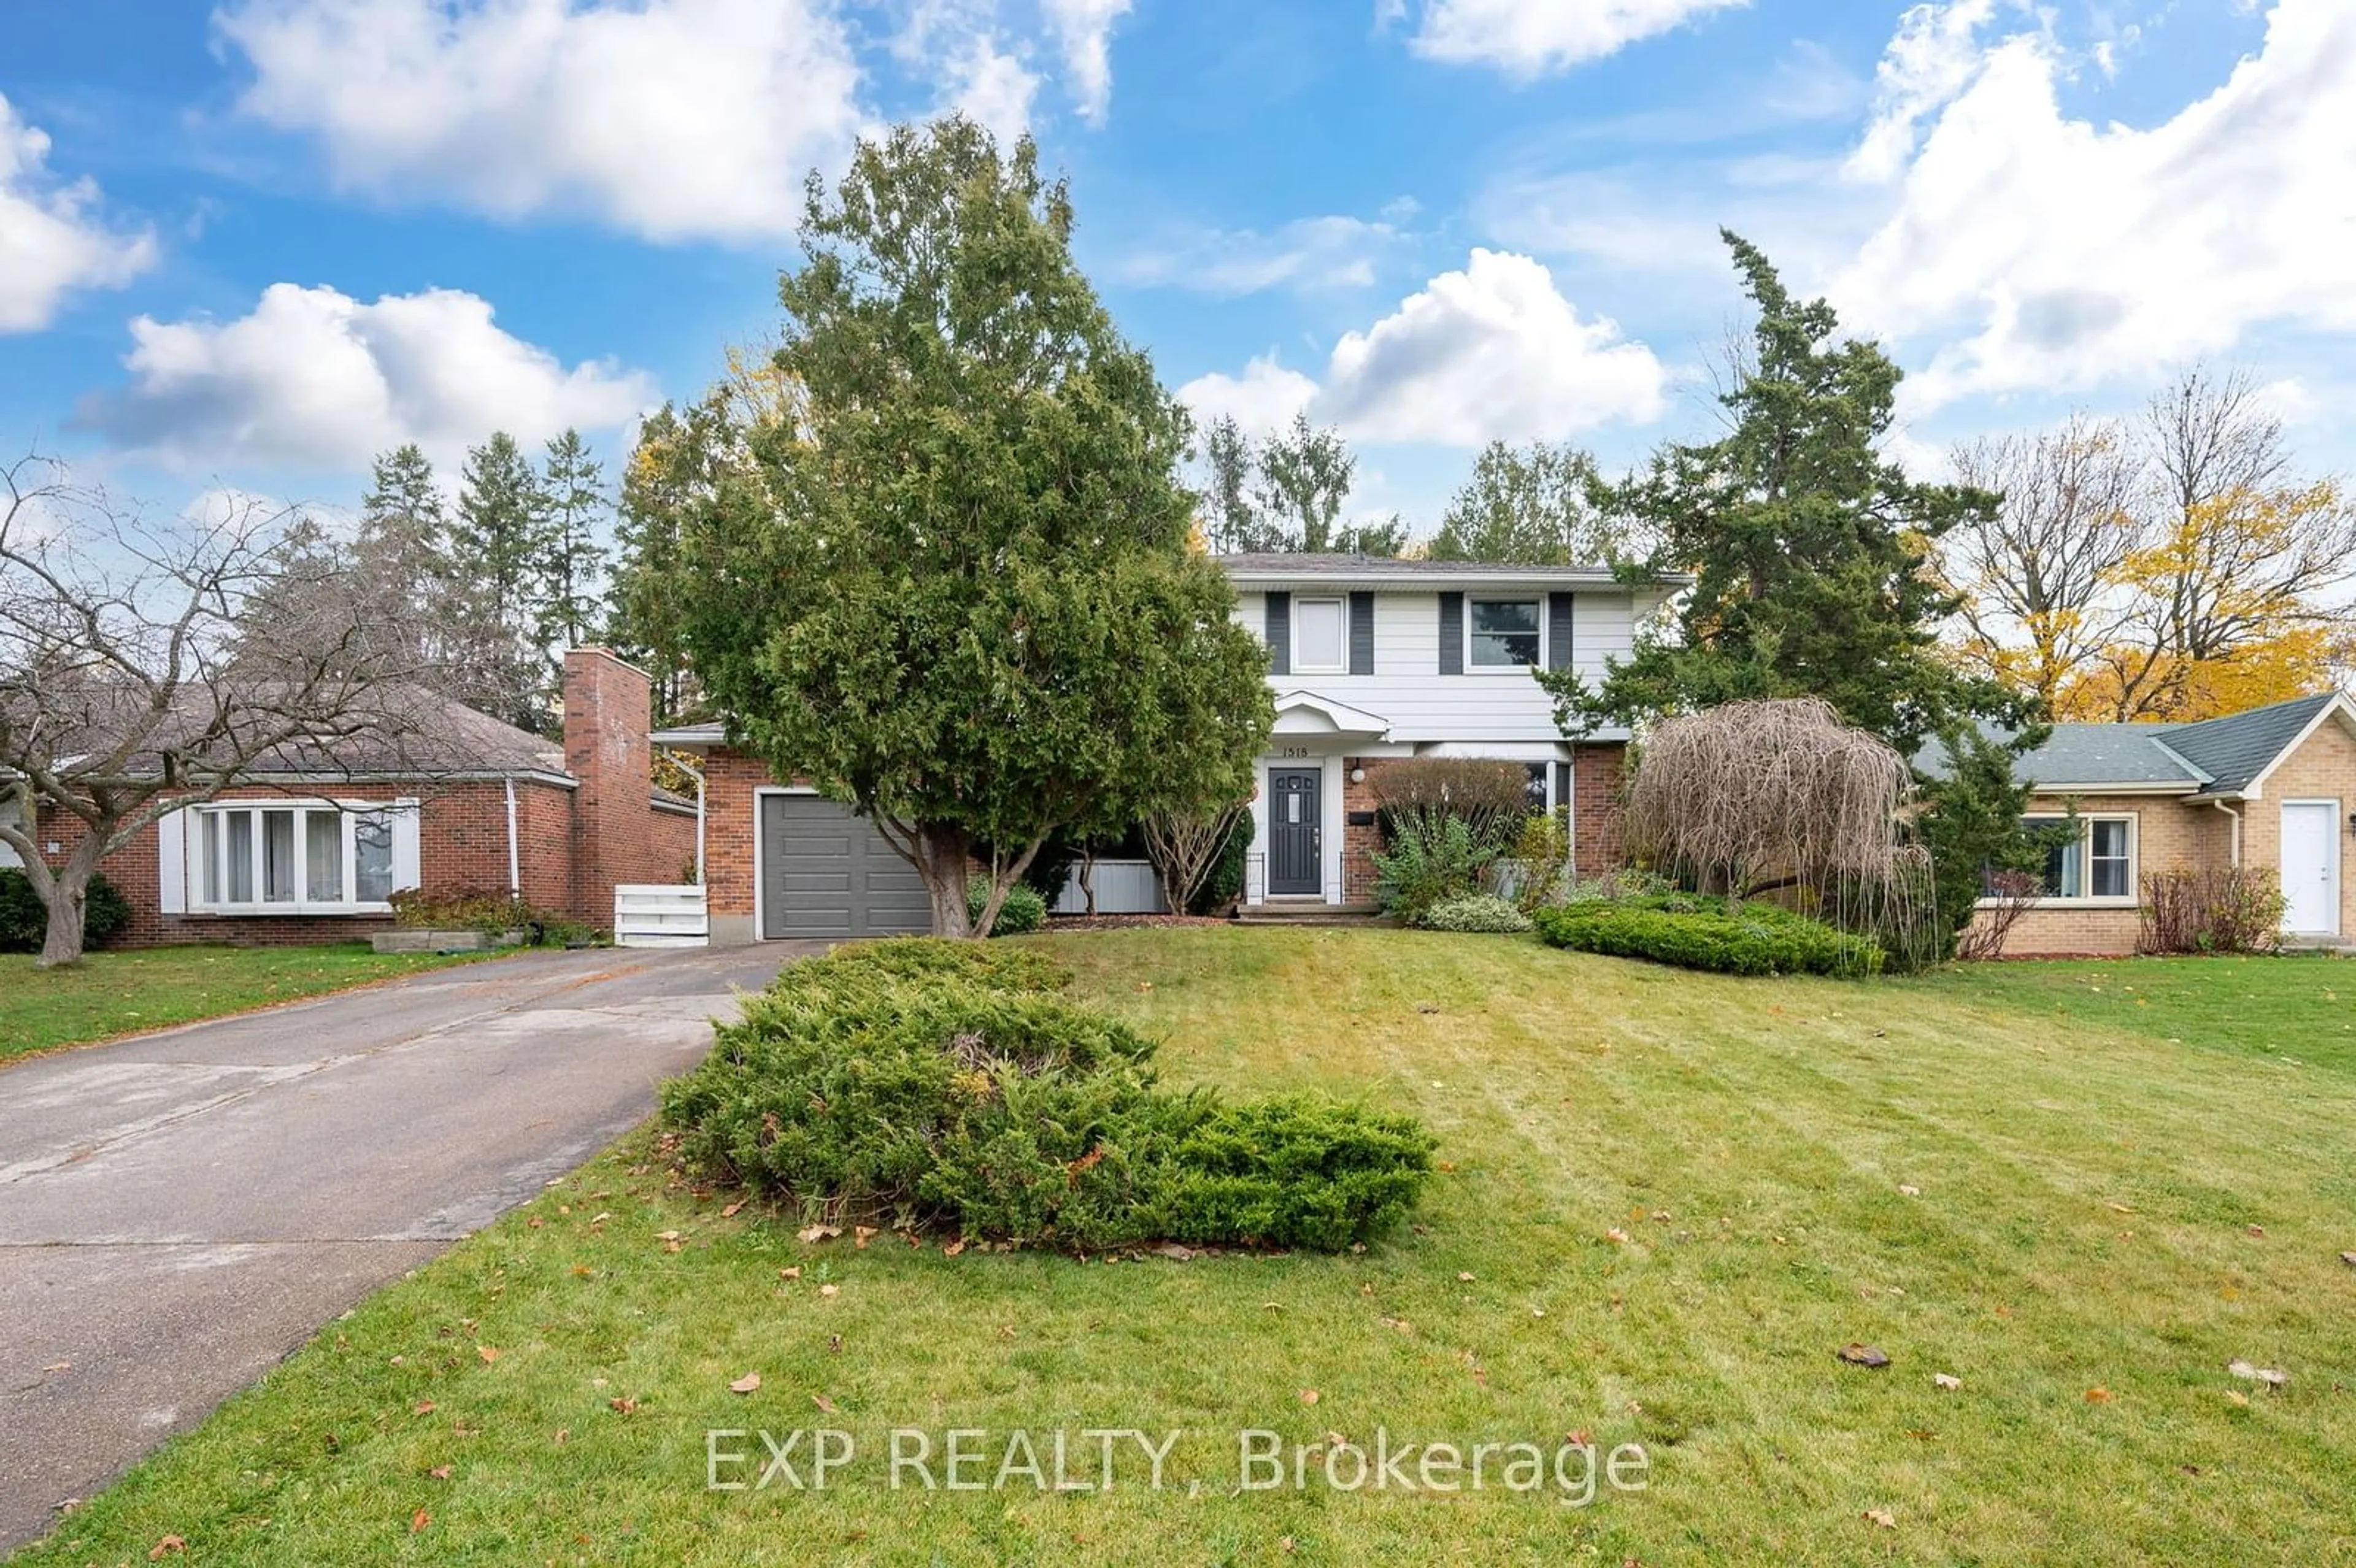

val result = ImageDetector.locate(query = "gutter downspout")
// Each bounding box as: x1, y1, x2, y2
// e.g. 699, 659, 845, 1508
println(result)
504, 777, 522, 897
2212, 799, 2242, 867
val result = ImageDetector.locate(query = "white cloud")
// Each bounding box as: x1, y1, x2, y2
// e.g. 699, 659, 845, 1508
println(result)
1182, 250, 1668, 447
1317, 250, 1668, 444
1403, 0, 1748, 76
1835, 0, 2356, 410
1845, 0, 2000, 183
896, 0, 1042, 145
78, 282, 656, 473
0, 92, 156, 332
212, 0, 866, 243
1041, 0, 1132, 124
1179, 355, 1319, 436
1117, 214, 1407, 296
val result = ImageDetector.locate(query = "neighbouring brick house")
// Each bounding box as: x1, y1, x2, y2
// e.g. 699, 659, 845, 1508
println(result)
2, 649, 695, 948
651, 555, 1679, 942
1933, 691, 2356, 956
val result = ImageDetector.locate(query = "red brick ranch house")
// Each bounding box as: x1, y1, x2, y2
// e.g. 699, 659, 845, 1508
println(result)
4, 650, 694, 947
654, 555, 1682, 943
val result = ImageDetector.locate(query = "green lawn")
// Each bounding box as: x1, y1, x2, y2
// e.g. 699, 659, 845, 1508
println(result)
0, 943, 496, 1064
15, 929, 2356, 1566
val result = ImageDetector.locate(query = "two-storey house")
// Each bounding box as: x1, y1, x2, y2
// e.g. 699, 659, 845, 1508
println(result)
660, 554, 1678, 939
1222, 554, 1676, 909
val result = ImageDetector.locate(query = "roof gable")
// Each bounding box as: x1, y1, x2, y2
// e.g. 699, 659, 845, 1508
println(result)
2156, 693, 2342, 796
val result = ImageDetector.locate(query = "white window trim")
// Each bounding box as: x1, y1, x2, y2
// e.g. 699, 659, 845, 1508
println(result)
0, 793, 23, 869
1465, 595, 1545, 674
1976, 812, 2140, 909
188, 797, 411, 916
1291, 595, 1349, 675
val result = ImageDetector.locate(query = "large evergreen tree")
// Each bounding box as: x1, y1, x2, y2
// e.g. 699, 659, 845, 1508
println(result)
677, 117, 1272, 936
534, 428, 609, 664
1538, 233, 2044, 950
453, 431, 553, 731
1541, 232, 2033, 758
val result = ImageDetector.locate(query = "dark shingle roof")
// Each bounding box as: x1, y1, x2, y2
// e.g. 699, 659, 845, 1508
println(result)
1214, 553, 1638, 583
1919, 691, 2347, 794
2150, 692, 2338, 796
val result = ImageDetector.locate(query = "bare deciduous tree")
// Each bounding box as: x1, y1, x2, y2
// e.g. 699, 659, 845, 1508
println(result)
1141, 799, 1246, 916
1, 455, 434, 966
1948, 415, 2144, 709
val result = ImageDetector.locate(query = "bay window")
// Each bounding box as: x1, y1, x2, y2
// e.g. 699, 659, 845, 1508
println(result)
194, 802, 405, 913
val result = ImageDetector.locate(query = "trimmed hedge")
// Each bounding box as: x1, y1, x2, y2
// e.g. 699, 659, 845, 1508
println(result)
660, 939, 1435, 1251
1533, 894, 1884, 978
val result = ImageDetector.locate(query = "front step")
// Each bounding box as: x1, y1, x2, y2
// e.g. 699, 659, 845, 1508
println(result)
1233, 901, 1392, 927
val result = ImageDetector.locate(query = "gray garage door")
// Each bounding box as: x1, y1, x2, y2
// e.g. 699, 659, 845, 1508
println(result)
759, 794, 933, 939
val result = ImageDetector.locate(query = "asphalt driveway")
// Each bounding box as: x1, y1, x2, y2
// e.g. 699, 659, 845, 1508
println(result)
0, 942, 807, 1551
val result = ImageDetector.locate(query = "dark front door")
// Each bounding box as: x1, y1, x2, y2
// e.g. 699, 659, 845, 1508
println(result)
1269, 767, 1322, 895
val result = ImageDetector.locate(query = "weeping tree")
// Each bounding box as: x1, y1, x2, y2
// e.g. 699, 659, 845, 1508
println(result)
1623, 699, 1939, 964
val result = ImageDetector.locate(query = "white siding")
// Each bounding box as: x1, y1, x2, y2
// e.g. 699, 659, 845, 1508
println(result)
1249, 588, 1636, 745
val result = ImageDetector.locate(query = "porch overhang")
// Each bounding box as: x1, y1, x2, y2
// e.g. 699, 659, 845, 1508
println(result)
1269, 690, 1392, 741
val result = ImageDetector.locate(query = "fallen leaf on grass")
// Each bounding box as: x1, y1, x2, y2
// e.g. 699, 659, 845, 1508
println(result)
1606, 1229, 1630, 1245
2341, 1251, 2356, 1269
721, 1201, 746, 1219
942, 1239, 967, 1258
412, 1400, 436, 1416
1933, 1374, 1961, 1391
1299, 1389, 1320, 1405
2227, 1360, 2288, 1386
2085, 1388, 2114, 1404
1837, 1343, 1891, 1369
149, 1537, 185, 1560
819, 1283, 840, 1298
1897, 1185, 1920, 1197
798, 1224, 841, 1244
2225, 1389, 2249, 1407
730, 1372, 762, 1394
854, 1226, 877, 1250
2246, 1224, 2266, 1238
779, 1266, 801, 1280
411, 1509, 431, 1534
1863, 1507, 1896, 1529
609, 1397, 639, 1414
1457, 1271, 1475, 1282
813, 1393, 839, 1414
477, 1346, 500, 1364
429, 1465, 453, 1480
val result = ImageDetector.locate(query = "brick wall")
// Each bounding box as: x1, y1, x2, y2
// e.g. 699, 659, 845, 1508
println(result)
2241, 715, 2356, 940
564, 648, 677, 920
1341, 758, 1386, 902
701, 746, 777, 936
1571, 743, 1627, 878
1970, 791, 2231, 957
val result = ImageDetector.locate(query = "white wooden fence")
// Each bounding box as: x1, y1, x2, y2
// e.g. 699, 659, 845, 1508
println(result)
614, 883, 709, 948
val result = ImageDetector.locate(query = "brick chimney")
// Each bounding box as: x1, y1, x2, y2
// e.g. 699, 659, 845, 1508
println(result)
563, 647, 655, 922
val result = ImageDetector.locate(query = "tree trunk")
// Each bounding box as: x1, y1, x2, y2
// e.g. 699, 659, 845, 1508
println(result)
912, 824, 974, 939
37, 864, 91, 969
1080, 846, 1098, 917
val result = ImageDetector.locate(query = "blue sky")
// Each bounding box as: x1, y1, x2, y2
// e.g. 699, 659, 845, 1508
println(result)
2, 0, 2346, 538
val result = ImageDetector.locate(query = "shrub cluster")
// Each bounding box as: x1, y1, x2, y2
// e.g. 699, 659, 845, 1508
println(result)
0, 869, 133, 953
1533, 894, 1884, 978
1416, 893, 1533, 934
967, 879, 1048, 936
387, 885, 600, 945
2139, 866, 2285, 955
660, 939, 1434, 1252
1372, 813, 1501, 925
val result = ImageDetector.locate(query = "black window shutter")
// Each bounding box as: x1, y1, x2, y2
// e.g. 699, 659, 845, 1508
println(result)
1348, 592, 1374, 675
1547, 592, 1574, 671
1265, 592, 1291, 676
1554, 761, 1571, 814
1438, 592, 1463, 675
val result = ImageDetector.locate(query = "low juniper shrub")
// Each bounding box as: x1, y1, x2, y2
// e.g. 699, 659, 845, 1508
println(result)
660, 939, 1436, 1251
